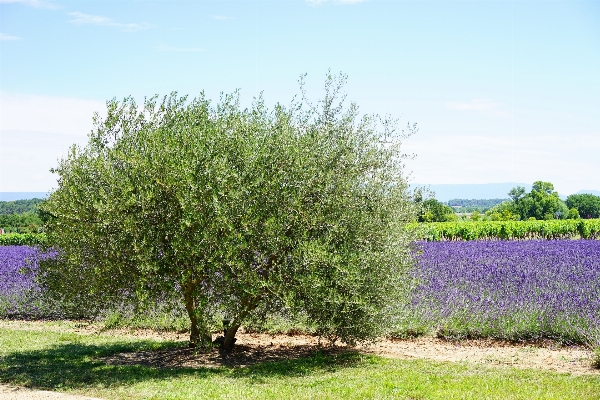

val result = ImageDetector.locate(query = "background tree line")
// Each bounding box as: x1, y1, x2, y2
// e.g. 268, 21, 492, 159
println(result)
447, 198, 507, 212
0, 198, 44, 233
494, 182, 599, 221
417, 182, 600, 222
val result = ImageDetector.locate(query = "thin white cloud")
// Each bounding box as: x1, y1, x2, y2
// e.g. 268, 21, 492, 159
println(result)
155, 42, 204, 52
403, 133, 600, 195
68, 11, 152, 32
0, 92, 106, 191
0, 33, 22, 41
211, 15, 233, 21
0, 92, 105, 136
0, 0, 59, 9
445, 98, 512, 117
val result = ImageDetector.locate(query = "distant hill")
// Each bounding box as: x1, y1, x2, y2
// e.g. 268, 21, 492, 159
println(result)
409, 183, 532, 203
0, 192, 48, 201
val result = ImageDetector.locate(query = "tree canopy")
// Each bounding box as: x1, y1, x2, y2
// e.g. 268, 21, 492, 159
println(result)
0, 198, 45, 215
485, 201, 520, 221
0, 212, 43, 233
566, 194, 600, 219
0, 199, 45, 233
446, 198, 506, 214
417, 198, 457, 222
40, 74, 419, 350
505, 181, 569, 220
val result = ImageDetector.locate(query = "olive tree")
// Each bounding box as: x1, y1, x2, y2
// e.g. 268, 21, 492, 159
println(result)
40, 73, 419, 350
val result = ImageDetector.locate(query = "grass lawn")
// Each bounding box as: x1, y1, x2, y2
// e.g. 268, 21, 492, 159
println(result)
1, 323, 599, 400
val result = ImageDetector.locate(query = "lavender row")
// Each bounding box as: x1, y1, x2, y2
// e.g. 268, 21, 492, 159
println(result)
2, 242, 599, 346
0, 245, 56, 318
402, 240, 600, 345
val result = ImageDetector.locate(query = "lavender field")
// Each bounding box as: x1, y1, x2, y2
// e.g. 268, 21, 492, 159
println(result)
0, 245, 55, 318
1, 241, 600, 346
402, 240, 600, 346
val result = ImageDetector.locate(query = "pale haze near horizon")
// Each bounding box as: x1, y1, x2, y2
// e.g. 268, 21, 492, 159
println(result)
1, 0, 599, 196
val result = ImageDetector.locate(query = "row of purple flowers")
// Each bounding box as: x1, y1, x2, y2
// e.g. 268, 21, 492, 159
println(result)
404, 240, 600, 345
1, 240, 599, 345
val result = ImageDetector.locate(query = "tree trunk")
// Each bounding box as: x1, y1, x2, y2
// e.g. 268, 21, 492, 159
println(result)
222, 323, 241, 351
221, 294, 262, 351
183, 284, 211, 347
184, 290, 200, 346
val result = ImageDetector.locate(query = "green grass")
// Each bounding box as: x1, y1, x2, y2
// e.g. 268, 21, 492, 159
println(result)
99, 309, 192, 332
97, 306, 318, 337
1, 323, 599, 400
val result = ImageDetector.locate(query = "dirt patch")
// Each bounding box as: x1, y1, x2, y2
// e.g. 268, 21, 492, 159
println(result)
101, 331, 599, 376
0, 384, 102, 400
103, 339, 346, 369
364, 336, 599, 376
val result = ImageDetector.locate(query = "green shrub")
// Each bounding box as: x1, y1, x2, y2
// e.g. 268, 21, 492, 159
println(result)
0, 233, 46, 246
411, 219, 600, 241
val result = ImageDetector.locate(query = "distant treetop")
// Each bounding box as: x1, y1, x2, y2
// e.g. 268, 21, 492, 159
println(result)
566, 193, 600, 219
0, 198, 45, 215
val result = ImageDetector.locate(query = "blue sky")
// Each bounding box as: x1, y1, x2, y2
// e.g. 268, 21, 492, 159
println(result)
1, 0, 599, 195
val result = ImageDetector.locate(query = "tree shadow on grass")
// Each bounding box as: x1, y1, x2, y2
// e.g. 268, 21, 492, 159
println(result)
0, 340, 366, 391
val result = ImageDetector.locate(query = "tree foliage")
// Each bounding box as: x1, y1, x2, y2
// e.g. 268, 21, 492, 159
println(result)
447, 198, 507, 208
416, 198, 457, 222
0, 199, 45, 233
566, 194, 600, 219
504, 181, 569, 220
40, 74, 419, 349
485, 200, 519, 221
0, 212, 43, 233
446, 198, 507, 212
0, 198, 45, 215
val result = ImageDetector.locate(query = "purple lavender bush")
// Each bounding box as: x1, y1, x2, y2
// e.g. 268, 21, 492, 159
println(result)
0, 245, 192, 327
0, 245, 58, 318
4, 241, 600, 350
397, 240, 600, 346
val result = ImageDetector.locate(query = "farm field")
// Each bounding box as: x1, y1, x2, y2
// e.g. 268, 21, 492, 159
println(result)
2, 219, 600, 247
1, 239, 600, 398
2, 240, 599, 346
401, 240, 600, 346
413, 219, 600, 241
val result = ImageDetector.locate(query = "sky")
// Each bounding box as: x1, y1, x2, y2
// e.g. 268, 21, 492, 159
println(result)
1, 0, 599, 196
